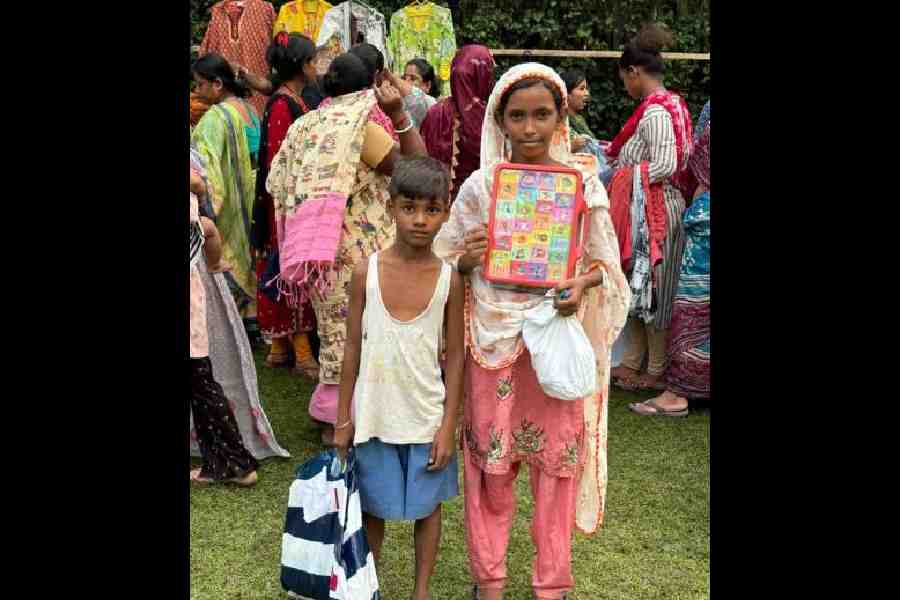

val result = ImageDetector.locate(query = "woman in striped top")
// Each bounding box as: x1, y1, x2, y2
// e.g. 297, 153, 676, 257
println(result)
606, 24, 694, 392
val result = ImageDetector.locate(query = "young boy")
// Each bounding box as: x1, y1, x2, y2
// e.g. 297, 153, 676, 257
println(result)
334, 156, 464, 600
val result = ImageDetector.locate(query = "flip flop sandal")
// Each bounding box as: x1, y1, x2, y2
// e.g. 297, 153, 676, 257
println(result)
634, 376, 667, 392
613, 375, 641, 391
628, 398, 688, 418
190, 469, 215, 486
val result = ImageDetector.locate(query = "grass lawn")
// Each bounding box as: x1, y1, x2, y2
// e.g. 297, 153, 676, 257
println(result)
191, 346, 709, 599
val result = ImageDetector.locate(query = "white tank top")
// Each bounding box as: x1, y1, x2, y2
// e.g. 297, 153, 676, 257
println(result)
352, 252, 452, 445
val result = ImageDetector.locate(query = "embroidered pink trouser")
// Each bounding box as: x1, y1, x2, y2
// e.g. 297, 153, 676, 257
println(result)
463, 445, 578, 597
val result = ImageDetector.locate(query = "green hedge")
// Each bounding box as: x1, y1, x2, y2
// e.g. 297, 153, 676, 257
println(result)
190, 1, 710, 139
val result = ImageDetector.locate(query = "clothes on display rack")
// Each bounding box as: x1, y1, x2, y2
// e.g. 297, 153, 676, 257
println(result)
316, 1, 390, 75
273, 0, 332, 41
200, 0, 276, 116
387, 2, 456, 96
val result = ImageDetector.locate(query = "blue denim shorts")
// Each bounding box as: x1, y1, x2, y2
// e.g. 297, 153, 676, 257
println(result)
355, 438, 459, 521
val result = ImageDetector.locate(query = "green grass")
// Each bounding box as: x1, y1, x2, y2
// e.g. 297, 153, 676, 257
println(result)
191, 347, 709, 599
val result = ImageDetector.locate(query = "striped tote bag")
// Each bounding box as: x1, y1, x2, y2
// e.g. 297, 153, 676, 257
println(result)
281, 449, 380, 600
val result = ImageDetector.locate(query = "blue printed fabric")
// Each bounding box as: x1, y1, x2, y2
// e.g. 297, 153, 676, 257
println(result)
582, 138, 614, 187
628, 167, 654, 323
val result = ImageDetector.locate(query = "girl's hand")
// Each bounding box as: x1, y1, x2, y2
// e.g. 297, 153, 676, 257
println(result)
458, 224, 489, 273
571, 135, 587, 152
554, 276, 588, 317
374, 80, 404, 120
428, 423, 455, 471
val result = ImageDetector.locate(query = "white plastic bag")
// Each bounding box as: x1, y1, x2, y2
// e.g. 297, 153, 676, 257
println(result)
522, 296, 597, 401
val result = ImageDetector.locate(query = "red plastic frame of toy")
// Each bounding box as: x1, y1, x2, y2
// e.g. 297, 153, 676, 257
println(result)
483, 162, 587, 290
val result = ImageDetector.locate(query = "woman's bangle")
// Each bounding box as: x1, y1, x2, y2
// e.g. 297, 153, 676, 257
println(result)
334, 419, 353, 430
395, 119, 414, 134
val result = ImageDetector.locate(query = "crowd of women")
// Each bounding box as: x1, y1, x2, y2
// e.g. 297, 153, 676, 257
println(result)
188, 19, 710, 600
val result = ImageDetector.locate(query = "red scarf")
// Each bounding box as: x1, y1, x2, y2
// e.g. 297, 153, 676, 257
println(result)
605, 89, 693, 172
608, 162, 666, 275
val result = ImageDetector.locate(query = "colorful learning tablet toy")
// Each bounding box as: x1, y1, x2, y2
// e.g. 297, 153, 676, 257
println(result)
484, 163, 587, 291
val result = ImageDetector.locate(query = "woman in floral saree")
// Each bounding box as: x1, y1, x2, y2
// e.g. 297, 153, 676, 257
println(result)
266, 53, 428, 445
433, 63, 629, 600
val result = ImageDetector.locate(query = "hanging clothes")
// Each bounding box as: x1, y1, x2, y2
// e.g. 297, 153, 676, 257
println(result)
199, 0, 276, 116
315, 2, 390, 75
387, 2, 456, 96
273, 0, 332, 41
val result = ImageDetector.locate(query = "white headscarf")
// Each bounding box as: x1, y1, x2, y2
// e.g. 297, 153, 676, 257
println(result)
478, 63, 573, 189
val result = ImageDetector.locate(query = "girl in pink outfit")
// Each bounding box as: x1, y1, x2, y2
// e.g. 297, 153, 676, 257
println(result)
432, 63, 630, 600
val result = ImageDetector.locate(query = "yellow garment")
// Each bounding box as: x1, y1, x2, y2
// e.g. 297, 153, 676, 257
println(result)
273, 0, 332, 41
270, 336, 291, 356
360, 122, 395, 170
406, 3, 435, 32
293, 333, 313, 363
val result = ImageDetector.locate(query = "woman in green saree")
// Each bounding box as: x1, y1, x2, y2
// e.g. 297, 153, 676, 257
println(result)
191, 53, 259, 325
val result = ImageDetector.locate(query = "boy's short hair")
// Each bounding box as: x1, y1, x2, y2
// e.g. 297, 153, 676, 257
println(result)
389, 156, 450, 205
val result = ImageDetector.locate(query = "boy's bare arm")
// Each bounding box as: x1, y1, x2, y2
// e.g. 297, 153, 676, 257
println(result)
334, 261, 368, 457
430, 269, 464, 471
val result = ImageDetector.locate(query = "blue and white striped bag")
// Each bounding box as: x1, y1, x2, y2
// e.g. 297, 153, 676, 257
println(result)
281, 449, 380, 600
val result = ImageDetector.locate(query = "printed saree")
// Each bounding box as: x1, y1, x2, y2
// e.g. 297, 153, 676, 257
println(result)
191, 102, 257, 310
